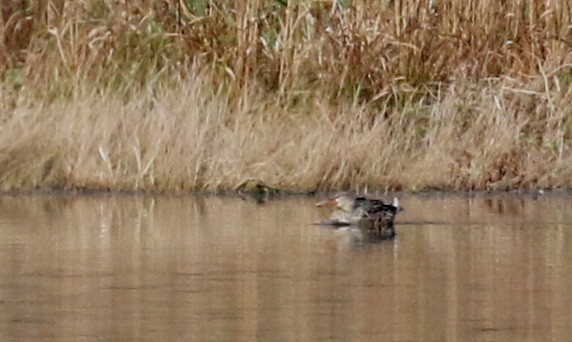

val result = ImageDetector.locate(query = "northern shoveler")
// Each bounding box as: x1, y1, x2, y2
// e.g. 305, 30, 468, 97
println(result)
316, 194, 402, 238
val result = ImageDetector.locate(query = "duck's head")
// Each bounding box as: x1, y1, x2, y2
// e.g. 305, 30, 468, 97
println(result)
315, 194, 355, 212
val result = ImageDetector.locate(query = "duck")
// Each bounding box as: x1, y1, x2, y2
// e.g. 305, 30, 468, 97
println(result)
315, 194, 402, 238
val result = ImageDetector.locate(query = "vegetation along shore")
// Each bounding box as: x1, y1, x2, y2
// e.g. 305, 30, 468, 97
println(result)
0, 1, 570, 193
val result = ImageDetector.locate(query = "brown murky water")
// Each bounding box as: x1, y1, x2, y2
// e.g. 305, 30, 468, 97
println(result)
0, 192, 571, 340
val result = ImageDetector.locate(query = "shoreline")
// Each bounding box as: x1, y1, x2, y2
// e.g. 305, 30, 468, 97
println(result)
0, 186, 567, 200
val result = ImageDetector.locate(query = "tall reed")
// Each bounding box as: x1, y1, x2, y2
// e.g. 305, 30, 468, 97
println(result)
0, 1, 570, 192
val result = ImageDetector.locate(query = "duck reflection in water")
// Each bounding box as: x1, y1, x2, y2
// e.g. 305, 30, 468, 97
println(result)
315, 194, 403, 240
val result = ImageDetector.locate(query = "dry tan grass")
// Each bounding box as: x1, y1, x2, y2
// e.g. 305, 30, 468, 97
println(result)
0, 70, 569, 192
0, 1, 570, 192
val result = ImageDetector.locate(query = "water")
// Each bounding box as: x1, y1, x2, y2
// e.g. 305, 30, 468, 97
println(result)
0, 192, 571, 340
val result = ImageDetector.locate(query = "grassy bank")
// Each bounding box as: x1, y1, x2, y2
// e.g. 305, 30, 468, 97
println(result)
0, 1, 571, 193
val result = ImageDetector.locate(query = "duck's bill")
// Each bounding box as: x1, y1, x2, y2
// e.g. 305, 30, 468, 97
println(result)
315, 198, 336, 207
